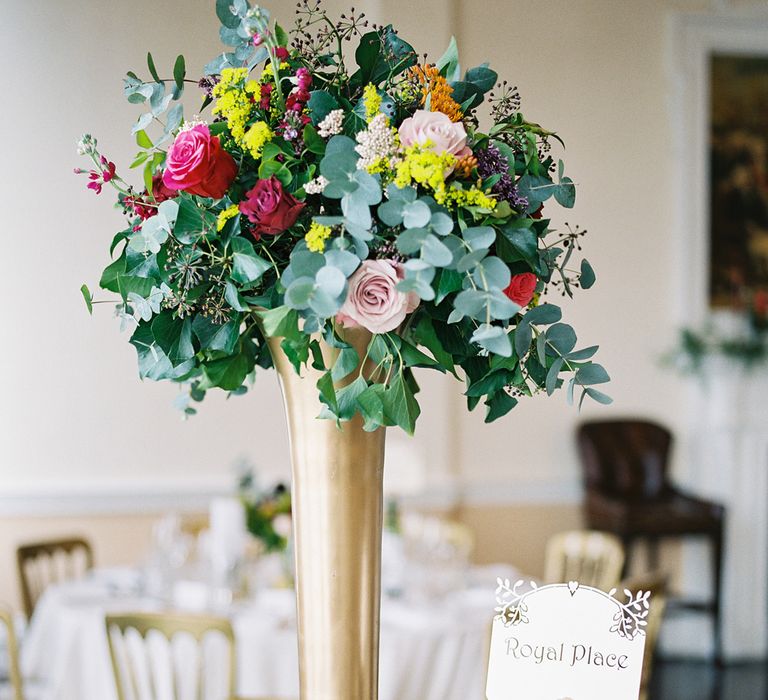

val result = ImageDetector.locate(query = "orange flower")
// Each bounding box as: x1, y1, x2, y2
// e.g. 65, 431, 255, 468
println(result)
454, 153, 478, 179
410, 64, 463, 122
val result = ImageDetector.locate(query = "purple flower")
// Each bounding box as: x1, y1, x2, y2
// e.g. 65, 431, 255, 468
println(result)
476, 144, 528, 211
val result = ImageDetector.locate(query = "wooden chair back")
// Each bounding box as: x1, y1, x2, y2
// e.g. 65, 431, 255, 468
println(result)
620, 572, 668, 700
0, 605, 23, 700
544, 530, 625, 590
106, 612, 236, 700
16, 537, 94, 618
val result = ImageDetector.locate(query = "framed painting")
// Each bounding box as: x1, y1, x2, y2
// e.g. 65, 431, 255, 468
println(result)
709, 53, 768, 309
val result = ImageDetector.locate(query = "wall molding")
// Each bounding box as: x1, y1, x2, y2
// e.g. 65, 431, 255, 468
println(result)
0, 477, 582, 518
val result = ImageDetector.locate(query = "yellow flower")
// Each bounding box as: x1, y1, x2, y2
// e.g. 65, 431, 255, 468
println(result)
363, 84, 382, 122
305, 221, 333, 253
242, 121, 273, 160
436, 185, 497, 211
394, 142, 455, 196
215, 67, 249, 91
212, 68, 255, 145
216, 205, 240, 231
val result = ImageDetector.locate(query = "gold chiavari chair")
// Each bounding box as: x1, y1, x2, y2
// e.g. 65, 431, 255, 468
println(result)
0, 605, 23, 700
543, 530, 625, 590
16, 538, 94, 619
106, 612, 236, 700
620, 572, 668, 700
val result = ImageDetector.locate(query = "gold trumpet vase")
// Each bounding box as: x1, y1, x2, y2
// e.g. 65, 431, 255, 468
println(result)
268, 328, 385, 700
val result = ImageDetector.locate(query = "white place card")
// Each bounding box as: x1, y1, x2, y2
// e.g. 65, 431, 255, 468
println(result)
486, 579, 649, 700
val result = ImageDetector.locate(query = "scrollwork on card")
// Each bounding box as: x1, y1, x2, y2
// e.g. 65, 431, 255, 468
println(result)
493, 580, 650, 640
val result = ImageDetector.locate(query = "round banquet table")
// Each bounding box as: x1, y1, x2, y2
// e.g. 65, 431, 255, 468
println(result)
20, 567, 512, 700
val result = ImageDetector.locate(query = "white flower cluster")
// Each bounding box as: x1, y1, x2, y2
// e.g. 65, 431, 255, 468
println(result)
317, 109, 345, 138
179, 117, 208, 132
76, 134, 96, 156
304, 175, 329, 194
354, 114, 398, 171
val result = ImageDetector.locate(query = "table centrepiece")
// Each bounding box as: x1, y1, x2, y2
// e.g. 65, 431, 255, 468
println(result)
77, 2, 609, 698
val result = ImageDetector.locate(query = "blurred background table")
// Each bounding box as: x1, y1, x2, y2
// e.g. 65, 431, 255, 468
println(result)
21, 565, 510, 700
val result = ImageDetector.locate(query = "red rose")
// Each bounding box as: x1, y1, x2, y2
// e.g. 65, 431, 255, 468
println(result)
152, 174, 177, 203
239, 177, 305, 236
162, 124, 237, 199
503, 272, 538, 307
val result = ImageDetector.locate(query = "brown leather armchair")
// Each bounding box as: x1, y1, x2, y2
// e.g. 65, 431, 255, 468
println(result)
577, 419, 725, 662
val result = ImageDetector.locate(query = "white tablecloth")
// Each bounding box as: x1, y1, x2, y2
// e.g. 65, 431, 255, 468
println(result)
21, 567, 511, 700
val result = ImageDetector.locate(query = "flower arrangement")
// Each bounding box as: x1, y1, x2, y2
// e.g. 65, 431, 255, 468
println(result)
238, 473, 292, 553
78, 0, 610, 434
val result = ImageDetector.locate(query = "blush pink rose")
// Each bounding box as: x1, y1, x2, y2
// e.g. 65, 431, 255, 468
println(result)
337, 260, 419, 334
503, 272, 538, 307
398, 109, 471, 159
162, 124, 237, 200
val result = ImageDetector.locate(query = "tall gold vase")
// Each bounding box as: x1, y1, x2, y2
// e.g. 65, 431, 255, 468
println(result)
267, 328, 385, 700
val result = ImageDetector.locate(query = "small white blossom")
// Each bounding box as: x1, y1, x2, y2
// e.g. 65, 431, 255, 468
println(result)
179, 118, 208, 132
355, 114, 398, 171
304, 175, 329, 194
77, 134, 96, 156
317, 109, 345, 138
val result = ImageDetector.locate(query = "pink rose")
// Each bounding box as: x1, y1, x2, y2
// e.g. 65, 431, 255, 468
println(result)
503, 272, 538, 307
398, 110, 471, 159
239, 177, 305, 237
162, 124, 237, 200
337, 260, 420, 334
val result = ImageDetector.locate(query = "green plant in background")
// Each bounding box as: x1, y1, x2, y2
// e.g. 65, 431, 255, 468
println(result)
666, 290, 768, 374
78, 0, 610, 434
238, 472, 292, 553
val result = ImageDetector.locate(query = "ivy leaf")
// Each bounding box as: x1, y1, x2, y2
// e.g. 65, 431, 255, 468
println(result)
203, 345, 254, 391
413, 316, 455, 371
331, 345, 359, 381
308, 90, 339, 125
258, 306, 301, 341
484, 391, 518, 422
192, 315, 240, 354
224, 281, 249, 312
399, 337, 444, 371
231, 237, 270, 286
317, 371, 338, 417
336, 376, 368, 420
382, 373, 420, 435
357, 384, 388, 431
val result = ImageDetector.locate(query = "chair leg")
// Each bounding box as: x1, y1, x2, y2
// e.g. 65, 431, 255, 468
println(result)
712, 524, 724, 666
621, 536, 634, 578
647, 537, 660, 571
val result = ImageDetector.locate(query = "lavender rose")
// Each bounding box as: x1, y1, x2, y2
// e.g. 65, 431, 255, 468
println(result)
398, 109, 471, 159
337, 260, 419, 334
